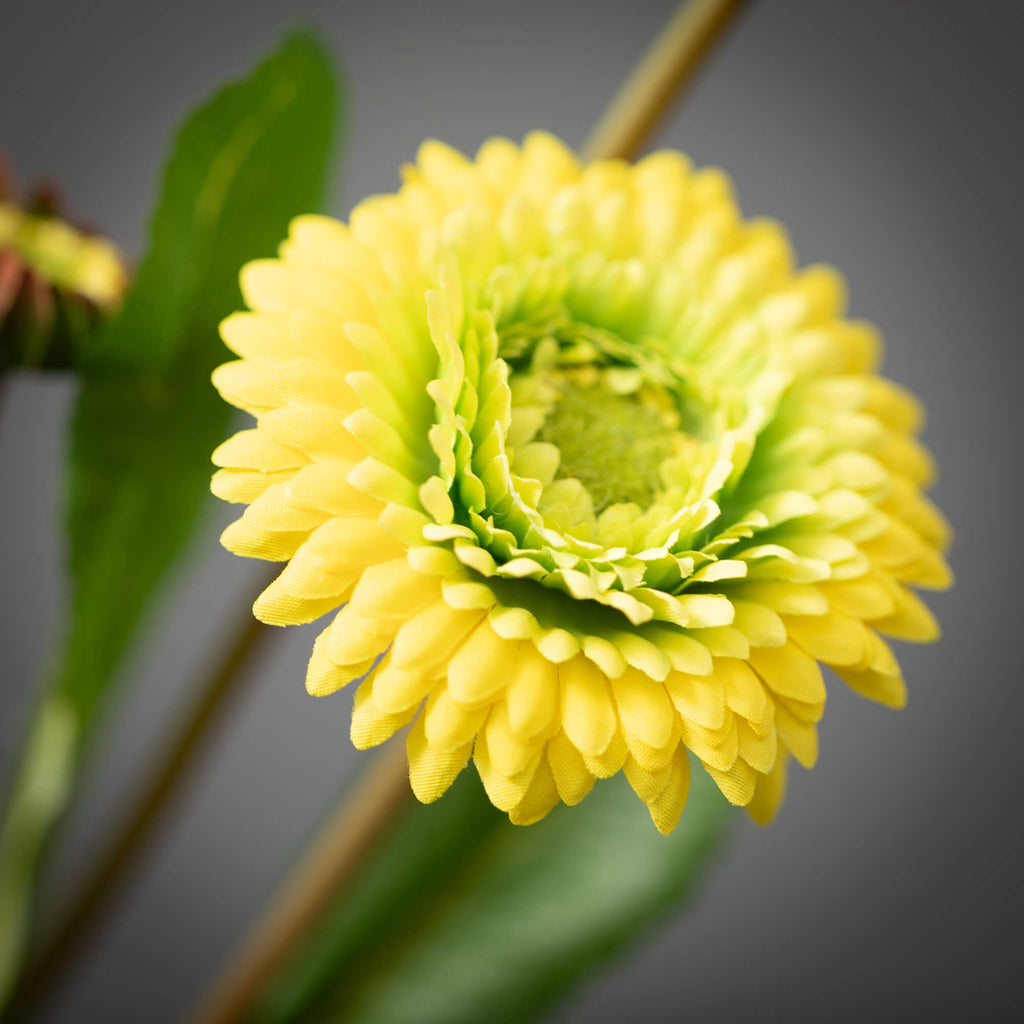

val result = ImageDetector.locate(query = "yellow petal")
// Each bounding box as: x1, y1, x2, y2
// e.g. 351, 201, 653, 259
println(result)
871, 585, 941, 642
350, 677, 415, 749
299, 516, 400, 581
371, 655, 436, 715
306, 630, 374, 697
253, 564, 356, 625
508, 756, 560, 826
819, 572, 896, 620
624, 754, 673, 804
714, 658, 770, 727
447, 619, 517, 708
835, 664, 907, 709
213, 428, 306, 472
748, 642, 827, 705
692, 625, 749, 660
783, 609, 870, 667
390, 602, 485, 671
664, 672, 726, 730
583, 729, 629, 779
559, 656, 617, 757
346, 559, 439, 620
423, 688, 489, 752
323, 606, 394, 668
407, 715, 471, 804
260, 407, 365, 464
220, 519, 308, 562
285, 214, 390, 290
546, 731, 595, 805
680, 715, 738, 772
772, 704, 818, 769
646, 747, 691, 834
213, 358, 287, 415
746, 751, 789, 825
474, 727, 541, 813
731, 600, 787, 648
737, 718, 778, 773
219, 310, 295, 361
705, 757, 756, 806
643, 626, 713, 675
610, 669, 675, 749
623, 723, 679, 772
505, 644, 559, 742
212, 467, 295, 505
735, 581, 829, 617
485, 701, 543, 777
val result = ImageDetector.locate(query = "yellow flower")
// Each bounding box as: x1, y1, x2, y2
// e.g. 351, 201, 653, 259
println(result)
212, 133, 950, 833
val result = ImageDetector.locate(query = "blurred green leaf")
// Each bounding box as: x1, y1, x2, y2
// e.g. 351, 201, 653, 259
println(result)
253, 768, 733, 1024
0, 31, 337, 1001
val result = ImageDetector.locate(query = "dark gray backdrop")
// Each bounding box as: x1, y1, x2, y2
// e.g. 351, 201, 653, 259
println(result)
2, 1, 1021, 1021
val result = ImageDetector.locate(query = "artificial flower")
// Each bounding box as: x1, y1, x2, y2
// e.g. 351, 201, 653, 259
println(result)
0, 154, 125, 370
212, 133, 950, 833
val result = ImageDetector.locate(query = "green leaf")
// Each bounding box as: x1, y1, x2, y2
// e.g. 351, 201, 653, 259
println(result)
0, 31, 337, 1002
252, 768, 734, 1024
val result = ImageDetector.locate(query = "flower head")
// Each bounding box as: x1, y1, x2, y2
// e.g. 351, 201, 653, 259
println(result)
212, 133, 950, 833
0, 154, 126, 369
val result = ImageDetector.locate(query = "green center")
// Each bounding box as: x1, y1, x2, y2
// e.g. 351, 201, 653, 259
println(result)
537, 369, 681, 513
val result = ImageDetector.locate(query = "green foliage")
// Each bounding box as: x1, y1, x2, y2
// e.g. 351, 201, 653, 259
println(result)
0, 31, 337, 1003
253, 768, 733, 1024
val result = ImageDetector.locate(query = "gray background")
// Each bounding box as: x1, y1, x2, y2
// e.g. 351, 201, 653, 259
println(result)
2, 1, 1022, 1021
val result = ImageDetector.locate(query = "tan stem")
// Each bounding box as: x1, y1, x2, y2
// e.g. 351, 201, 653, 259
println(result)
2, 593, 273, 1024
582, 0, 750, 162
183, 741, 411, 1024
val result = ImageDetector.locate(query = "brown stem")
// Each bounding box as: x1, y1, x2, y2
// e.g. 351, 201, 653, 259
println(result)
183, 741, 411, 1024
582, 0, 751, 162
3, 595, 274, 1023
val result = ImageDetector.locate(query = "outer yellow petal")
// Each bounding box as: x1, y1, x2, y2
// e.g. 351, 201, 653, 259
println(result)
546, 731, 596, 806
368, 653, 435, 715
714, 658, 770, 728
705, 758, 757, 806
610, 668, 675, 749
773, 705, 818, 769
559, 656, 617, 757
664, 672, 726, 730
474, 727, 542, 813
447, 619, 517, 708
505, 644, 559, 742
746, 751, 789, 825
484, 701, 543, 777
390, 602, 486, 671
350, 677, 416, 750
423, 688, 489, 752
646, 747, 691, 835
748, 642, 827, 705
835, 664, 907, 710
407, 714, 472, 803
508, 756, 560, 826
583, 729, 629, 779
783, 609, 870, 667
624, 754, 674, 804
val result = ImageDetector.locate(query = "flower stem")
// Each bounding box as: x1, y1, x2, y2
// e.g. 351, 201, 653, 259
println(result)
181, 5, 751, 1024
2, 593, 274, 1023
582, 0, 750, 162
184, 741, 411, 1024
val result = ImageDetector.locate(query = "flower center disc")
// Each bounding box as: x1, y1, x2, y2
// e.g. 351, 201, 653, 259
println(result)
537, 367, 680, 513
